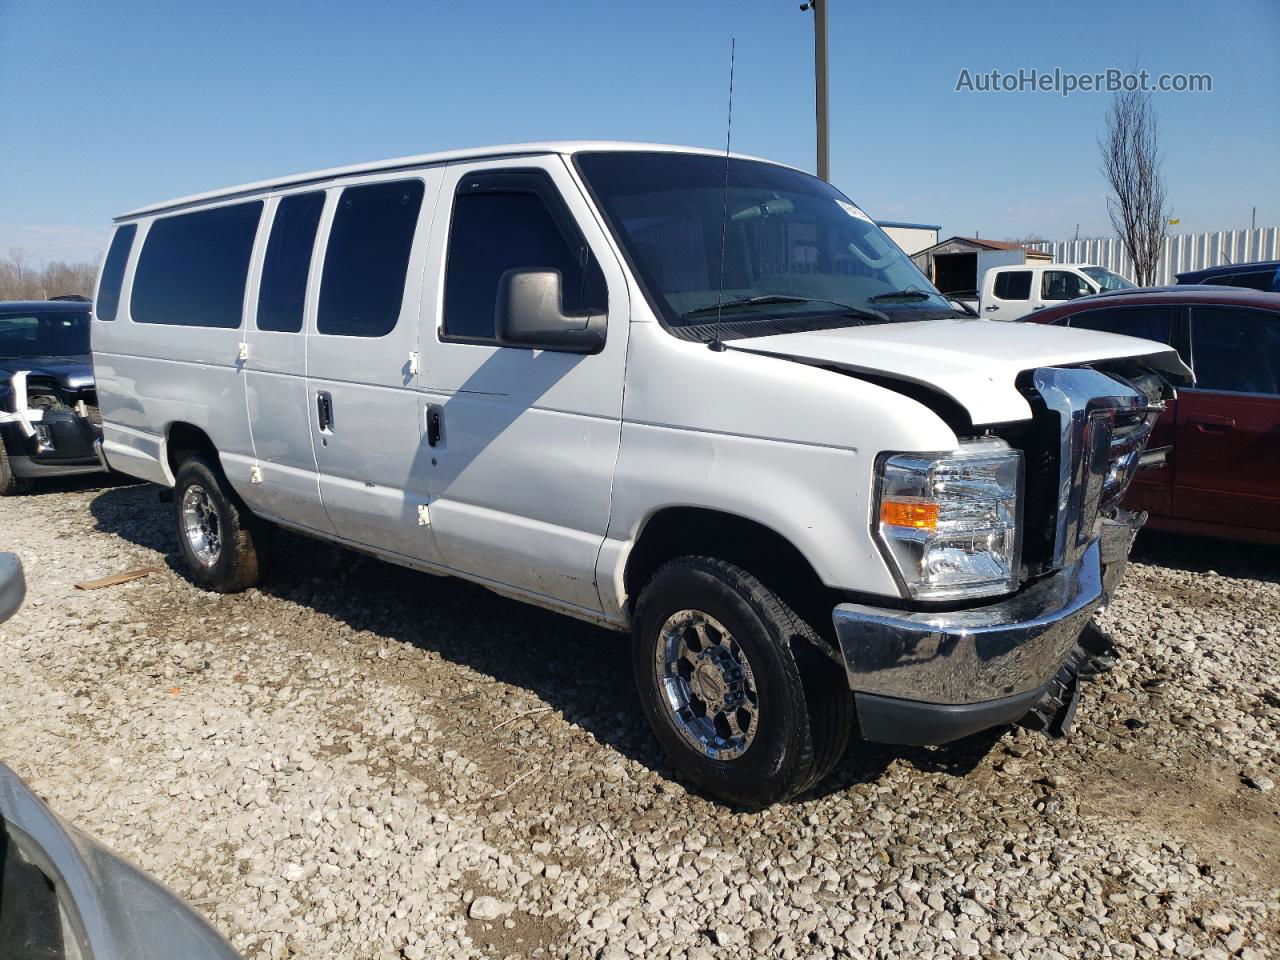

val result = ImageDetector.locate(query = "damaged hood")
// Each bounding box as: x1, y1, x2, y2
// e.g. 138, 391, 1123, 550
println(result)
729, 318, 1193, 425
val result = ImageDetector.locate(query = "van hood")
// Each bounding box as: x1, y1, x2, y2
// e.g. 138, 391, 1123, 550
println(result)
729, 318, 1193, 425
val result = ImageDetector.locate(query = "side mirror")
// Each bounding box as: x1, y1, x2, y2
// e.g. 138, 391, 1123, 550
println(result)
495, 269, 605, 354
0, 553, 25, 625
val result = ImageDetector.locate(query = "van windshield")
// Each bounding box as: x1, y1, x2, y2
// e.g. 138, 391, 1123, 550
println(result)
576, 151, 958, 339
0, 310, 91, 358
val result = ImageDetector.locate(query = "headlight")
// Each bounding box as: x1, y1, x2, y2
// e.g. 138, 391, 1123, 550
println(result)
874, 438, 1022, 601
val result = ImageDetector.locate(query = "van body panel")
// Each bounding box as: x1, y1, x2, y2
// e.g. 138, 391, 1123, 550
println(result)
239, 192, 334, 534
604, 321, 960, 603
93, 205, 258, 490
303, 169, 447, 563
416, 156, 629, 611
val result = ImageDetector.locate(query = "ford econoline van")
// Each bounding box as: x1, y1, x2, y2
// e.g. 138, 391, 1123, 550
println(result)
92, 142, 1191, 805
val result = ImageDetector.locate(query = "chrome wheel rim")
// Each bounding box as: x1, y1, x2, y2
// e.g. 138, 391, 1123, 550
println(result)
655, 610, 759, 760
181, 484, 221, 567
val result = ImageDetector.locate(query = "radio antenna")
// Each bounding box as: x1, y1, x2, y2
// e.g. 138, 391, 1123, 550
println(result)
710, 36, 736, 353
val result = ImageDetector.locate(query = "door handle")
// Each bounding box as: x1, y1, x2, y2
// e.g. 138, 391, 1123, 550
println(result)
984, 305, 999, 312
1032, 305, 1046, 310
1189, 414, 1235, 433
426, 404, 443, 447
316, 391, 333, 432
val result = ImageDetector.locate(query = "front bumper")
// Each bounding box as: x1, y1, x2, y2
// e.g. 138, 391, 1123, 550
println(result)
1, 416, 104, 478
832, 510, 1142, 745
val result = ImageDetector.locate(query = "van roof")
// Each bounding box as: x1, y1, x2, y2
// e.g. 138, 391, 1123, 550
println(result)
116, 141, 796, 221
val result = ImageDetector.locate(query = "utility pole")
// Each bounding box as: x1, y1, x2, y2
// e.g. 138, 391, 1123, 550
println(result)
801, 0, 830, 181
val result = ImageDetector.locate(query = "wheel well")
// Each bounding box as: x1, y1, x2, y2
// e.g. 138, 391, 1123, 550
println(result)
624, 507, 837, 640
165, 422, 217, 479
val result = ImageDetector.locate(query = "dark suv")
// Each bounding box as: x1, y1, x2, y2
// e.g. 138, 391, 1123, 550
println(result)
0, 300, 105, 494
1176, 260, 1280, 292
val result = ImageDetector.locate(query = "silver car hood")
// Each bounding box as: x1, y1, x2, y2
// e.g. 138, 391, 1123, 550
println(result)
0, 763, 242, 960
730, 318, 1193, 425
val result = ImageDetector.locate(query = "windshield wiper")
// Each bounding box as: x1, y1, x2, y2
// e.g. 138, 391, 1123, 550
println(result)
680, 295, 888, 324
681, 295, 818, 318
867, 288, 935, 303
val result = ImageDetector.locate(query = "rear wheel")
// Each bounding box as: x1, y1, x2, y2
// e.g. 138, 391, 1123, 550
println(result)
631, 556, 852, 807
173, 454, 264, 592
0, 444, 31, 496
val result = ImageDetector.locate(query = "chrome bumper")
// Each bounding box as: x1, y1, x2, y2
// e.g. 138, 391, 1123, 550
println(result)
833, 523, 1133, 708
94, 436, 111, 471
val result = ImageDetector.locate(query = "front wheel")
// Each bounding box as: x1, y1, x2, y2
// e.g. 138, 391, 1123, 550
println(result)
0, 443, 31, 496
173, 454, 264, 592
631, 556, 852, 807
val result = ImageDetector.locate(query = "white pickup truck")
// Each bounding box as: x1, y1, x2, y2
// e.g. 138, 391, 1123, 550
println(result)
91, 142, 1190, 806
976, 262, 1136, 320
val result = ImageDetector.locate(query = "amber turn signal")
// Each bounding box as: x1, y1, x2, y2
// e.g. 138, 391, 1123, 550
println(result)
880, 498, 939, 530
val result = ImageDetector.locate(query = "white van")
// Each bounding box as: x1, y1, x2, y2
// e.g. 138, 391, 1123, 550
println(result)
979, 262, 1136, 320
92, 142, 1190, 805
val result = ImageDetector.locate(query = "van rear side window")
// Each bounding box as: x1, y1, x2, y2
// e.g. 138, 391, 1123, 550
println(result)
94, 224, 136, 322
318, 180, 425, 338
132, 202, 263, 328
258, 192, 324, 333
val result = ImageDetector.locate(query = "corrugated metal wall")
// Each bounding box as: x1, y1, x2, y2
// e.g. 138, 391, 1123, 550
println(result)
1028, 227, 1279, 284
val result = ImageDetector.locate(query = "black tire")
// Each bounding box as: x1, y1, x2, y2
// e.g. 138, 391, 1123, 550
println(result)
172, 454, 264, 592
631, 556, 853, 807
0, 443, 31, 496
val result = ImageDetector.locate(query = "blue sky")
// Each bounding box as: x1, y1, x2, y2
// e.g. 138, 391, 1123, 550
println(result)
1, 0, 1276, 265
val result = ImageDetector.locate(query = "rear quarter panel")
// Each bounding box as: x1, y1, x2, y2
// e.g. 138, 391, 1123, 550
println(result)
92, 214, 256, 489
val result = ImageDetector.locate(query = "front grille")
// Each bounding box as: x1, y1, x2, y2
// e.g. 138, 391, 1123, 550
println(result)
1023, 367, 1162, 572
1008, 381, 1062, 578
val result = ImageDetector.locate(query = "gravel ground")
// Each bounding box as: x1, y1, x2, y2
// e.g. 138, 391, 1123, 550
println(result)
1, 478, 1277, 960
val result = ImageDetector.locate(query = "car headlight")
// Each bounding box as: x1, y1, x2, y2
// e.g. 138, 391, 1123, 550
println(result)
874, 438, 1022, 601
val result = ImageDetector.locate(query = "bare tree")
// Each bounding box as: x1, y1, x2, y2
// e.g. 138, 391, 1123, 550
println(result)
1099, 87, 1169, 286
0, 249, 99, 301
1003, 233, 1046, 251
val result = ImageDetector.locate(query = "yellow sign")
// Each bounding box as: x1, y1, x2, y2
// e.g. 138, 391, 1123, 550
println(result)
1168, 218, 1181, 225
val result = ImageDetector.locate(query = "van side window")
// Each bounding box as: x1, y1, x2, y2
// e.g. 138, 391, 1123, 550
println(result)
258, 192, 324, 333
95, 224, 136, 322
132, 202, 262, 328
443, 172, 606, 342
993, 271, 1031, 300
318, 180, 425, 338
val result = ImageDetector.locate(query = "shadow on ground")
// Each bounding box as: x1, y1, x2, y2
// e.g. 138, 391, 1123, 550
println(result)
90, 484, 1023, 804
1131, 528, 1278, 585
11, 471, 141, 499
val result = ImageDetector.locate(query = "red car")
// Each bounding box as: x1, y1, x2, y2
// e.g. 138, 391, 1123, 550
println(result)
1027, 286, 1280, 544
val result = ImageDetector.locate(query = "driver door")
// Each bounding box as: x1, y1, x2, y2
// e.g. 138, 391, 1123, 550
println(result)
415, 156, 629, 612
